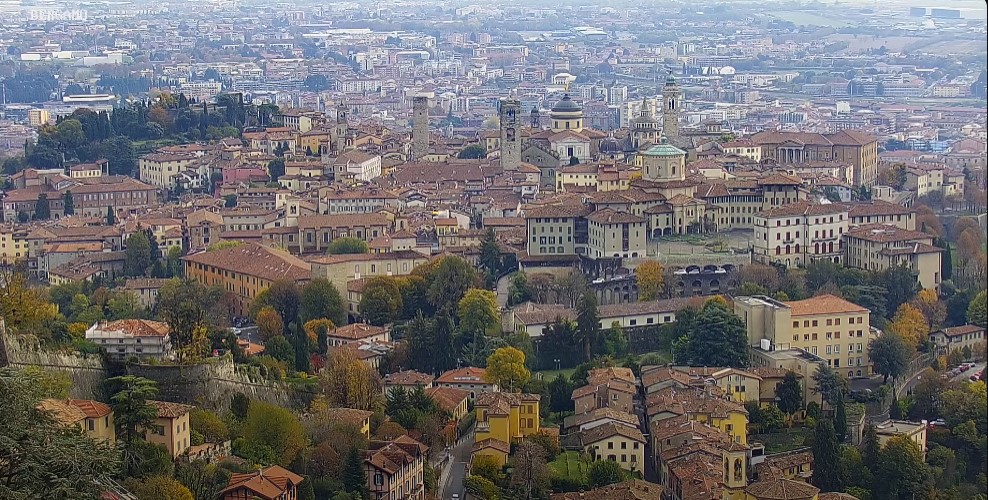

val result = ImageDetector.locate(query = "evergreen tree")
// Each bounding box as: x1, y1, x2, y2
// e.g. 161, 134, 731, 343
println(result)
124, 230, 153, 277
677, 301, 750, 368
834, 394, 847, 443
341, 446, 368, 498
33, 193, 50, 220
575, 292, 599, 362
889, 394, 902, 420
292, 321, 310, 373
861, 423, 880, 473
478, 229, 501, 287
775, 371, 803, 417
106, 206, 116, 225
62, 190, 74, 215
811, 419, 842, 492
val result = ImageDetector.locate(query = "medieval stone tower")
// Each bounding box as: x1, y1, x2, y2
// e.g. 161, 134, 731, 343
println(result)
334, 102, 348, 153
499, 98, 522, 170
411, 93, 432, 160
662, 73, 681, 143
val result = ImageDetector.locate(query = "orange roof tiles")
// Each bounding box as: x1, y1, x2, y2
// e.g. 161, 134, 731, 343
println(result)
783, 294, 868, 317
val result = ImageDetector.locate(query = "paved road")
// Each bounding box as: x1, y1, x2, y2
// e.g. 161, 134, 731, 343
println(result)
440, 431, 474, 500
495, 274, 511, 309
950, 362, 986, 383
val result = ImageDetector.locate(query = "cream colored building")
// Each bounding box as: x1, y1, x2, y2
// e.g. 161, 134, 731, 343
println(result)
735, 294, 876, 378
874, 419, 927, 451
0, 225, 31, 266
139, 152, 198, 189
308, 250, 431, 299
579, 422, 646, 473
843, 224, 943, 290
720, 140, 762, 162
145, 401, 194, 458
587, 209, 647, 259
847, 200, 916, 230
753, 202, 849, 268
523, 204, 592, 257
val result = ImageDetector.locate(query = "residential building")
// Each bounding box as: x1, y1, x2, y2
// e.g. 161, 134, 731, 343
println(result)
435, 367, 498, 401
182, 243, 311, 316
846, 200, 916, 230
220, 465, 304, 500
474, 391, 541, 445
875, 419, 928, 451
327, 323, 390, 348
572, 422, 646, 473
646, 385, 749, 444
120, 278, 169, 309
586, 208, 647, 259
308, 251, 430, 300
365, 436, 429, 500
735, 295, 875, 378
425, 387, 470, 422
671, 367, 764, 404
84, 319, 171, 361
0, 225, 31, 266
333, 150, 382, 184
471, 438, 513, 467
752, 449, 813, 482
145, 400, 194, 458
264, 214, 392, 254
139, 151, 199, 189
523, 203, 591, 258
562, 407, 641, 433
323, 408, 374, 438
745, 478, 820, 500
383, 370, 435, 394
38, 399, 115, 445
752, 202, 848, 268
572, 367, 637, 414
929, 325, 986, 354
843, 224, 943, 289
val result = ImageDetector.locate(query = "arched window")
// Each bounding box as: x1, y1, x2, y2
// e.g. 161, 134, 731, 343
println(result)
775, 246, 781, 255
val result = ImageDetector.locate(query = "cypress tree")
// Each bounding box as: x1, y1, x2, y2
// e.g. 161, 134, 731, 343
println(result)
342, 446, 368, 498
106, 206, 116, 225
34, 193, 51, 220
63, 190, 74, 215
811, 419, 842, 492
834, 394, 847, 443
861, 423, 880, 473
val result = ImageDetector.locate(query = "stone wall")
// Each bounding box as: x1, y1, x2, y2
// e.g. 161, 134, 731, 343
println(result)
0, 331, 110, 400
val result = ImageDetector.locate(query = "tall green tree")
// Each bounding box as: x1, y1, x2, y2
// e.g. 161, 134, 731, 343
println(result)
812, 365, 849, 407
62, 190, 74, 215
359, 276, 403, 326
106, 205, 116, 225
575, 292, 600, 362
108, 375, 160, 475
834, 394, 847, 443
861, 423, 880, 473
300, 278, 347, 326
241, 401, 307, 467
775, 371, 803, 417
868, 332, 911, 384
426, 256, 478, 315
326, 237, 369, 255
875, 435, 932, 500
478, 229, 501, 286
341, 446, 368, 498
157, 279, 220, 361
968, 290, 986, 328
125, 230, 154, 277
811, 418, 841, 492
587, 459, 626, 489
33, 193, 51, 220
0, 368, 121, 498
676, 301, 750, 368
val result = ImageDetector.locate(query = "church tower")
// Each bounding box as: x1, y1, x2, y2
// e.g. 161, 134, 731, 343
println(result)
499, 98, 522, 171
334, 103, 348, 153
631, 97, 659, 149
662, 73, 681, 143
530, 106, 541, 129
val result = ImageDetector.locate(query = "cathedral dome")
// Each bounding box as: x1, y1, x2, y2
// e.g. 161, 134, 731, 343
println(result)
551, 94, 582, 113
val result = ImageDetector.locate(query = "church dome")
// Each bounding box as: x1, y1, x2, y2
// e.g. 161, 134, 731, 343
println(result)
551, 94, 582, 113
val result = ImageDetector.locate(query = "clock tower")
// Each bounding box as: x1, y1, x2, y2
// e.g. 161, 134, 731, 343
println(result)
499, 98, 521, 170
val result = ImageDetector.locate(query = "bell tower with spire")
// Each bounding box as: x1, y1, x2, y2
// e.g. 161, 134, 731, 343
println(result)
662, 72, 681, 143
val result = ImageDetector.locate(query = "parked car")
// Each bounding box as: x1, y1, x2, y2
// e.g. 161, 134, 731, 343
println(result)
930, 419, 947, 427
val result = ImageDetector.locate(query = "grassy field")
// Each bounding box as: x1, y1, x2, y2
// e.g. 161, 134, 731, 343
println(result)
549, 451, 589, 481
534, 367, 577, 381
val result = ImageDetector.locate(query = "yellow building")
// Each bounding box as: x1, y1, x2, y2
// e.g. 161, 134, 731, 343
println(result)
646, 386, 749, 445
735, 294, 876, 379
0, 225, 31, 266
145, 400, 194, 458
474, 392, 541, 445
843, 224, 943, 290
673, 367, 764, 404
325, 407, 374, 438
182, 242, 311, 316
38, 399, 116, 445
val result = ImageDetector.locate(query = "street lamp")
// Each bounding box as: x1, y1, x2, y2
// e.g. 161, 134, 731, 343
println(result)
554, 358, 561, 371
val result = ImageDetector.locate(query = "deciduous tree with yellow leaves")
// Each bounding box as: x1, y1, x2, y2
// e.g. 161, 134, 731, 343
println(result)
635, 260, 665, 301
888, 303, 928, 349
910, 289, 946, 331
319, 347, 381, 410
485, 346, 531, 392
256, 306, 284, 342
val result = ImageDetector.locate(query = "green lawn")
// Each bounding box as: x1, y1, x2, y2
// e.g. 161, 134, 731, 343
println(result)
535, 367, 577, 381
549, 451, 589, 481
751, 428, 812, 454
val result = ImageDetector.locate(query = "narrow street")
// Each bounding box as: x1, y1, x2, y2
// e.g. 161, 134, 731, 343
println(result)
439, 430, 474, 500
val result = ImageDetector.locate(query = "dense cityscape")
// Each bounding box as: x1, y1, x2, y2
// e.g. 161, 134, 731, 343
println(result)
0, 0, 985, 499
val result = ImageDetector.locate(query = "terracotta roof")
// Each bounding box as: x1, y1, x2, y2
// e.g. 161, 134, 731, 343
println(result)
562, 407, 640, 430
94, 319, 170, 337
757, 201, 847, 218
308, 250, 425, 266
550, 480, 662, 500
436, 367, 490, 385
524, 204, 593, 219
938, 325, 986, 338
149, 400, 194, 419
587, 208, 645, 224
425, 387, 470, 413
472, 437, 511, 456
383, 370, 435, 387
38, 399, 86, 425
324, 407, 373, 427
578, 421, 646, 444
784, 294, 868, 317
819, 494, 861, 500
68, 399, 112, 418
844, 224, 931, 243
220, 465, 305, 499
329, 323, 388, 340
845, 200, 914, 218
745, 478, 819, 500
182, 242, 311, 282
